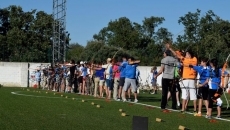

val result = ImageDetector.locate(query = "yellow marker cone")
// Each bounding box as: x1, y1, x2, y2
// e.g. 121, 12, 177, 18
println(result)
65, 96, 68, 98
119, 109, 123, 112
82, 100, 85, 102
46, 92, 48, 94
178, 125, 187, 130
121, 113, 126, 116
156, 118, 162, 122
72, 98, 75, 100
96, 105, 100, 108
91, 102, 95, 105
61, 95, 63, 97
54, 93, 56, 95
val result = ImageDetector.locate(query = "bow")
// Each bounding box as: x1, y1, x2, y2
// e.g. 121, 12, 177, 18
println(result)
221, 54, 230, 110
112, 45, 125, 60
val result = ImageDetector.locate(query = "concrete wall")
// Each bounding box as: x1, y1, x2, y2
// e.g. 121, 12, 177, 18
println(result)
0, 62, 50, 87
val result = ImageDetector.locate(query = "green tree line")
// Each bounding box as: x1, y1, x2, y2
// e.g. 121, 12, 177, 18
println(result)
1, 6, 230, 66
68, 9, 230, 66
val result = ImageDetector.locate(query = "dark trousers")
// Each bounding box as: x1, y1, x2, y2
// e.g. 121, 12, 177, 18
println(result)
73, 78, 78, 93
161, 78, 177, 109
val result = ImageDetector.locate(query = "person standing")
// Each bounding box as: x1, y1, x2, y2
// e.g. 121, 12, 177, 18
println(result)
189, 57, 210, 116
35, 68, 41, 89
112, 60, 121, 100
122, 57, 140, 103
154, 49, 177, 110
67, 60, 76, 93
206, 59, 228, 119
150, 66, 158, 94
117, 56, 128, 101
168, 44, 198, 114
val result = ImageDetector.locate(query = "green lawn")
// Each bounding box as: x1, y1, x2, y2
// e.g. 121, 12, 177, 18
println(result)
0, 87, 230, 130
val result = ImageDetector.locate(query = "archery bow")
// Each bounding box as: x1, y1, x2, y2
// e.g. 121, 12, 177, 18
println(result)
112, 45, 125, 60
221, 54, 230, 110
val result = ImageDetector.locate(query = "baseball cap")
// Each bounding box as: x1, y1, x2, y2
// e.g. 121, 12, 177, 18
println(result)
107, 58, 112, 62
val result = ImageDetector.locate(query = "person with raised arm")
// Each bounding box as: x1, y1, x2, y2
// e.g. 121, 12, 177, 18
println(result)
166, 43, 198, 114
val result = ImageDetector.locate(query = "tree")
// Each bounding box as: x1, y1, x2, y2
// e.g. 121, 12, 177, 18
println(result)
0, 5, 61, 63
176, 9, 230, 64
66, 43, 84, 62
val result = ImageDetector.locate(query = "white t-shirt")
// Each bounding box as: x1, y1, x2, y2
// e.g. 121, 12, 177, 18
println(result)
78, 66, 84, 76
102, 64, 112, 79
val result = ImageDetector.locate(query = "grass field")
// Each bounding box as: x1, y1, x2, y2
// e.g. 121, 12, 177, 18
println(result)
0, 87, 230, 130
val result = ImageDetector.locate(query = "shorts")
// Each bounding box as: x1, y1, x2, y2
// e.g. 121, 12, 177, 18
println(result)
36, 78, 41, 82
78, 76, 83, 84
208, 89, 218, 108
181, 79, 197, 100
197, 87, 209, 100
106, 79, 113, 91
99, 80, 105, 86
123, 78, 137, 93
55, 76, 60, 83
119, 77, 125, 88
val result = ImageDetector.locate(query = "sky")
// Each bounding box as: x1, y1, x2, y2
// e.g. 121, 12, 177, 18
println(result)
1, 0, 230, 46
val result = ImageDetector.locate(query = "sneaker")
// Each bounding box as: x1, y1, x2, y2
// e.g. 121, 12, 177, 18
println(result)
134, 99, 138, 103
150, 92, 155, 94
216, 116, 221, 119
123, 99, 127, 102
195, 113, 202, 117
116, 98, 121, 101
205, 115, 211, 119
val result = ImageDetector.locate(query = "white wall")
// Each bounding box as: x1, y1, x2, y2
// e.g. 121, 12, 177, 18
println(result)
0, 62, 50, 87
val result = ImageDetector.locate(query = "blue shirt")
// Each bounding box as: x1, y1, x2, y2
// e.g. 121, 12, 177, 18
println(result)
108, 66, 113, 80
98, 68, 105, 80
119, 61, 128, 78
125, 64, 138, 79
152, 70, 158, 83
95, 70, 101, 77
61, 66, 68, 78
35, 71, 41, 79
193, 66, 210, 87
209, 68, 228, 90
81, 67, 88, 77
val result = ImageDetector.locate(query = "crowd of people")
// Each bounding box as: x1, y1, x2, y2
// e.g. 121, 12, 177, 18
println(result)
33, 44, 230, 119
34, 56, 141, 102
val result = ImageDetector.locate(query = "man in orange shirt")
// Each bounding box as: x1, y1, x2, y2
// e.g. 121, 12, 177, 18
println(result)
166, 43, 198, 114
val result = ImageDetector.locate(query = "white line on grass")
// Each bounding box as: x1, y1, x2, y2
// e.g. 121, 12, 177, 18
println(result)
11, 91, 230, 122
129, 102, 230, 122
11, 91, 103, 101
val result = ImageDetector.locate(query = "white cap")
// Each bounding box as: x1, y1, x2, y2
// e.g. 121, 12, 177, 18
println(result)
80, 61, 84, 64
